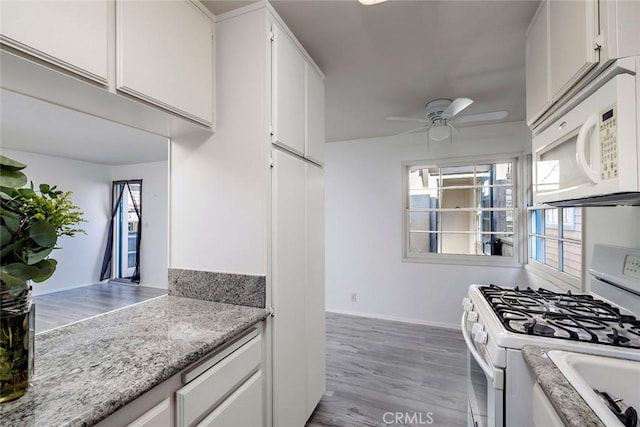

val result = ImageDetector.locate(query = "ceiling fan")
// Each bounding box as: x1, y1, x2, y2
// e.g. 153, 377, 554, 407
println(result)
386, 98, 508, 142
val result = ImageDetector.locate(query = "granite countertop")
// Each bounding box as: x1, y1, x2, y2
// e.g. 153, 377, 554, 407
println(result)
0, 295, 269, 426
522, 345, 604, 427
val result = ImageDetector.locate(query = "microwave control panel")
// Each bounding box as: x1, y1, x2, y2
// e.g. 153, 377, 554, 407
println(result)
599, 104, 618, 180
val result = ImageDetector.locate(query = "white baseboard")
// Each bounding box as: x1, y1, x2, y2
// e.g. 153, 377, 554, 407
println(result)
325, 308, 461, 331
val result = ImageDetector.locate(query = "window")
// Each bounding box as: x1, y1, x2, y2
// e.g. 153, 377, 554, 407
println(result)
404, 160, 517, 261
528, 207, 582, 282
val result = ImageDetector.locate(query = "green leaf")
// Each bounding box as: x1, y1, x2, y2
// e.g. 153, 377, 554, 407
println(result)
31, 259, 57, 283
1, 214, 20, 232
0, 225, 11, 247
0, 242, 18, 259
39, 183, 50, 193
26, 246, 53, 265
16, 188, 36, 198
0, 155, 27, 172
0, 263, 38, 285
29, 221, 57, 248
0, 170, 27, 189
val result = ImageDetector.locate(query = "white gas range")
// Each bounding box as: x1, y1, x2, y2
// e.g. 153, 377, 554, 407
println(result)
462, 244, 640, 427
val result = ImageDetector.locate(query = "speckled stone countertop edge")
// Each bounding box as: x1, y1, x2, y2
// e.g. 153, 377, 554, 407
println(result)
522, 345, 604, 427
0, 296, 271, 427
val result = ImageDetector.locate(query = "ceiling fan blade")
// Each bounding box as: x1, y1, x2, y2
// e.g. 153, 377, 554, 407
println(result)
442, 98, 473, 118
453, 110, 508, 124
395, 126, 430, 136
386, 116, 429, 123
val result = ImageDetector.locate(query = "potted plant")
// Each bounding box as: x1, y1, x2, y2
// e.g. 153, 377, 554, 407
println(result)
0, 155, 85, 402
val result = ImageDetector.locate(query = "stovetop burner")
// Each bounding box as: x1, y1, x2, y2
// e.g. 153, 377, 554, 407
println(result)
480, 284, 640, 349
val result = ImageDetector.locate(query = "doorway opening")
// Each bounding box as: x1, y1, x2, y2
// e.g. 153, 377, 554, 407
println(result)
100, 180, 142, 284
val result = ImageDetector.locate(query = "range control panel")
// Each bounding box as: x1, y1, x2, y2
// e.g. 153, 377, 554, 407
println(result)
599, 104, 618, 180
623, 255, 640, 279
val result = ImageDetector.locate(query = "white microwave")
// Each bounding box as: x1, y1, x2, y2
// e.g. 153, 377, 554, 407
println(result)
532, 56, 640, 206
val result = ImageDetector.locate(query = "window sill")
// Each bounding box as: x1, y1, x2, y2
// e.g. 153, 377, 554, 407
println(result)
524, 262, 581, 291
403, 254, 522, 269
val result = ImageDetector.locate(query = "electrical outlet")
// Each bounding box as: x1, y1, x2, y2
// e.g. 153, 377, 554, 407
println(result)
624, 255, 640, 279
351, 293, 357, 303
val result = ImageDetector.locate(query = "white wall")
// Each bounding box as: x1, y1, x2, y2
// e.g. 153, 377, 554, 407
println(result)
325, 122, 531, 328
170, 9, 270, 276
111, 161, 168, 289
2, 149, 111, 296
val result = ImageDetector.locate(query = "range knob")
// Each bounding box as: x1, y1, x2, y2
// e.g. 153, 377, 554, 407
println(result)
462, 297, 474, 312
473, 330, 488, 344
467, 311, 478, 322
471, 322, 484, 335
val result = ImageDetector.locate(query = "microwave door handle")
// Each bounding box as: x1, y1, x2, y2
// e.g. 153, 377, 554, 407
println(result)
576, 114, 600, 184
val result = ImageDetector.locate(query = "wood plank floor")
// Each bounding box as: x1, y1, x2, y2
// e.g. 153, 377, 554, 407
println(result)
33, 283, 167, 332
307, 313, 469, 427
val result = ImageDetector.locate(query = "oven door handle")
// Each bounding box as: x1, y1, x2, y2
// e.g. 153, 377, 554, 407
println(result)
461, 311, 504, 389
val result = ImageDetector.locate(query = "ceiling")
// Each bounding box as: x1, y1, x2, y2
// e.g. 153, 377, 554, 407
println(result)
1, 0, 540, 165
206, 0, 539, 142
1, 90, 168, 165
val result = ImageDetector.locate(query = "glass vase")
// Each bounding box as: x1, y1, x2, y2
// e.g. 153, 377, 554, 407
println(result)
0, 285, 35, 403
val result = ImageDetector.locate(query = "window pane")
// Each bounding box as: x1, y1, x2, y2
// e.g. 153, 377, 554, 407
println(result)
544, 239, 559, 269
544, 209, 559, 237
563, 242, 582, 277
442, 187, 475, 209
563, 207, 582, 237
408, 211, 434, 232
476, 187, 513, 209
441, 211, 472, 232
409, 232, 436, 254
476, 234, 514, 256
493, 163, 513, 184
441, 233, 474, 255
127, 253, 136, 268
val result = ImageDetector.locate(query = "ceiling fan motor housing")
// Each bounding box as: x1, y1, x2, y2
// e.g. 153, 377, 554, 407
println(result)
425, 99, 452, 124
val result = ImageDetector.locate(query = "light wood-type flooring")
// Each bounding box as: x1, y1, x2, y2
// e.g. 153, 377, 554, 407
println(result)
307, 313, 468, 427
33, 282, 167, 332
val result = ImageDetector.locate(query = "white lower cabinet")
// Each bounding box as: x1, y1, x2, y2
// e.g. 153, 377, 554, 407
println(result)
197, 371, 263, 427
129, 398, 173, 427
176, 334, 263, 427
100, 326, 265, 427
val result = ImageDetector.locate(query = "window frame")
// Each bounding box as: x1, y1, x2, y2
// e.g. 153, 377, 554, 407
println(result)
525, 205, 583, 290
401, 155, 524, 267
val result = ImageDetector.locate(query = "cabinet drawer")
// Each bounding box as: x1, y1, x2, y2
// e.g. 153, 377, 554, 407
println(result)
128, 398, 172, 427
197, 371, 263, 427
176, 334, 262, 427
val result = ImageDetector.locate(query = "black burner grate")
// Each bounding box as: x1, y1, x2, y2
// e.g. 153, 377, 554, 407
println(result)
479, 284, 640, 349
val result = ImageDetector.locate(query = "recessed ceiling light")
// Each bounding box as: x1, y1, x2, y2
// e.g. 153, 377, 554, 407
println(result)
358, 0, 389, 5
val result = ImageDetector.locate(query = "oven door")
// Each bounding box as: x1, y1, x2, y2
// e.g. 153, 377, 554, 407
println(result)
462, 312, 504, 427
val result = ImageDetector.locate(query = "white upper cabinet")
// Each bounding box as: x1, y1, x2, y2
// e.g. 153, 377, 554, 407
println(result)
272, 23, 306, 156
305, 63, 325, 165
525, 1, 550, 125
526, 0, 640, 127
0, 0, 109, 84
117, 0, 213, 126
548, 0, 598, 101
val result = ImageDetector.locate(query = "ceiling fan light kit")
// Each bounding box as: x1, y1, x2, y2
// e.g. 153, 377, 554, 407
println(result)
358, 0, 389, 5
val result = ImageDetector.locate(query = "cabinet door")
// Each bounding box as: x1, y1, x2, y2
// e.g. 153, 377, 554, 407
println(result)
305, 63, 325, 164
549, 0, 598, 101
526, 1, 551, 125
117, 0, 213, 125
305, 163, 325, 418
197, 372, 263, 427
0, 0, 108, 84
272, 149, 307, 427
272, 24, 306, 156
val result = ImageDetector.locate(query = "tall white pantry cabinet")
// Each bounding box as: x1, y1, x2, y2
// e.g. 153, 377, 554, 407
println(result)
169, 3, 325, 427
